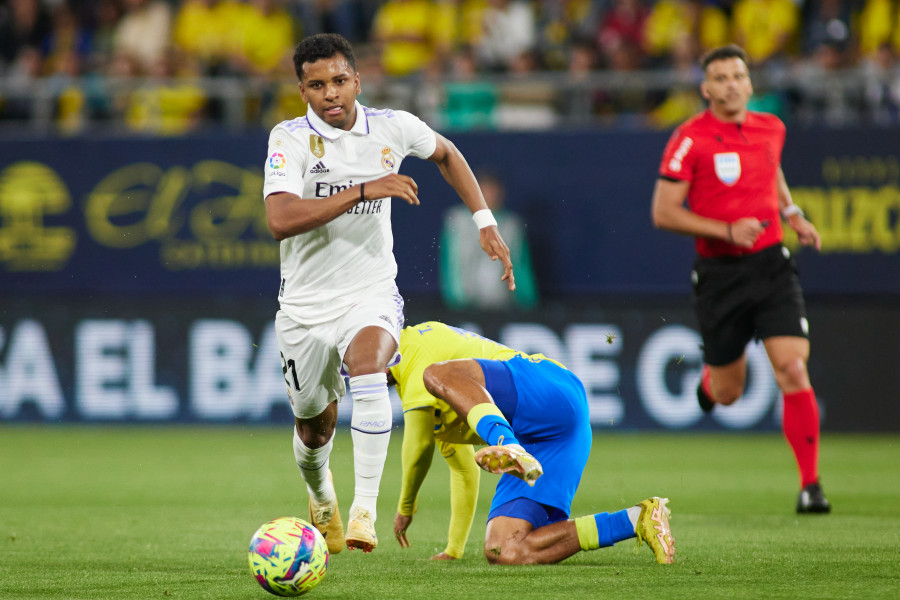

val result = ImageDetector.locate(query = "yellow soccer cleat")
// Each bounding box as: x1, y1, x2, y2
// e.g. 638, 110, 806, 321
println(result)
474, 443, 543, 486
308, 471, 344, 555
345, 507, 378, 553
635, 497, 675, 564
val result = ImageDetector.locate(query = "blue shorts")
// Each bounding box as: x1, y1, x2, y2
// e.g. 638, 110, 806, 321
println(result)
475, 356, 592, 526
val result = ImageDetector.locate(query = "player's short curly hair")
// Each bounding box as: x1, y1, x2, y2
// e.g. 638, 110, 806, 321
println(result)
293, 33, 357, 81
700, 44, 749, 72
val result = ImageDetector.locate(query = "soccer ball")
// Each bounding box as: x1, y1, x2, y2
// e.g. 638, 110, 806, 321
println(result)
248, 517, 329, 597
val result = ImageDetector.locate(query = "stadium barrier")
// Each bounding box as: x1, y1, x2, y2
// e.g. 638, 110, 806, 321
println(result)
0, 68, 873, 133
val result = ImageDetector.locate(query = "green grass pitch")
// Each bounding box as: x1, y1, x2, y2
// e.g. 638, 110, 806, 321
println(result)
2, 426, 898, 599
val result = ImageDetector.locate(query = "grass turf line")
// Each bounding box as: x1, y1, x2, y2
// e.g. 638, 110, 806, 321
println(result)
1, 426, 898, 599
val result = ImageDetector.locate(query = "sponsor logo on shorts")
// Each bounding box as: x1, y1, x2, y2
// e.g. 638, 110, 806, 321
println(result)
378, 314, 393, 327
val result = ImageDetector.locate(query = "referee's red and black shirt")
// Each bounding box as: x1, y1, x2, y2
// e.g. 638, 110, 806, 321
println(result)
658, 109, 785, 258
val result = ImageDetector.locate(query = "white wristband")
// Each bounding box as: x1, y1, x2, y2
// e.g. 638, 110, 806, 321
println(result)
472, 209, 497, 229
781, 205, 804, 219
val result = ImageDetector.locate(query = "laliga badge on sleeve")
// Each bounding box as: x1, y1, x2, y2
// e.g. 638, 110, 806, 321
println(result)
268, 152, 286, 177
714, 152, 741, 185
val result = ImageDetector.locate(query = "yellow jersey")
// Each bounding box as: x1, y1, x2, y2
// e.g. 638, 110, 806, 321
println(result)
390, 321, 565, 558
391, 321, 560, 444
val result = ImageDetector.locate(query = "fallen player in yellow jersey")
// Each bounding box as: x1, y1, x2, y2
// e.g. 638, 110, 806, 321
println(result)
388, 321, 675, 564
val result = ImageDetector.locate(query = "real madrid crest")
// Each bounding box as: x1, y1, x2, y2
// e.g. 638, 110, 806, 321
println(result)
310, 135, 325, 158
381, 147, 395, 171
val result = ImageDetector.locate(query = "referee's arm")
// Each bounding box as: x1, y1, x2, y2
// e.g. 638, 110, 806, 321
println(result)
651, 176, 729, 241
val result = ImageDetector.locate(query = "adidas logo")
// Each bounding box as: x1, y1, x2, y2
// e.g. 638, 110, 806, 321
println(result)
309, 161, 330, 174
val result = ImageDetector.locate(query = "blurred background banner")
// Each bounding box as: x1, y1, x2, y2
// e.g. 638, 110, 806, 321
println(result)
0, 134, 275, 294
1, 129, 898, 430
0, 296, 897, 431
1, 128, 898, 296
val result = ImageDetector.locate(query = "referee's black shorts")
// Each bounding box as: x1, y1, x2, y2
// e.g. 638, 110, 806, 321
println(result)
692, 243, 808, 366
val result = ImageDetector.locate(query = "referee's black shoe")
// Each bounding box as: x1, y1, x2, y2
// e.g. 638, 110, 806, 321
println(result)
796, 480, 832, 514
697, 365, 715, 413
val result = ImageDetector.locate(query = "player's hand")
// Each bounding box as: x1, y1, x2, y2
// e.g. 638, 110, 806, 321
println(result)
788, 215, 821, 251
478, 227, 516, 291
364, 174, 420, 205
727, 217, 767, 248
430, 552, 457, 560
394, 512, 413, 548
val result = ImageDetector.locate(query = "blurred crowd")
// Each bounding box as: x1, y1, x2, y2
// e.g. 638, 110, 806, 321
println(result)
1, 0, 899, 134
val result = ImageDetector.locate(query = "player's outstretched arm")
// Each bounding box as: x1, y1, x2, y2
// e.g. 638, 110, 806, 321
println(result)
428, 133, 516, 290
439, 441, 479, 560
479, 227, 516, 290
394, 408, 436, 549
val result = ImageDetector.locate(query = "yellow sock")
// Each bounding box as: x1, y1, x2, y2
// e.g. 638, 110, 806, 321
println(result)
466, 402, 505, 432
575, 515, 599, 551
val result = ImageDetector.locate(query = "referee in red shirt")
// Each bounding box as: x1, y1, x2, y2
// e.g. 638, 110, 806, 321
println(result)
651, 45, 830, 514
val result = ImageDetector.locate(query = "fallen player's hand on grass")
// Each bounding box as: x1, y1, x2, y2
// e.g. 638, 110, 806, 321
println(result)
394, 512, 413, 548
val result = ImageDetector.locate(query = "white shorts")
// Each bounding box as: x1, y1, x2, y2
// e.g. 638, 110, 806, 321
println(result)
275, 286, 405, 419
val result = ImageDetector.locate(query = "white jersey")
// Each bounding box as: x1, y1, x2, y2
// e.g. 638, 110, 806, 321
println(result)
263, 101, 437, 324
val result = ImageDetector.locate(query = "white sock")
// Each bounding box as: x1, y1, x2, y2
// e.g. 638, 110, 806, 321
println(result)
626, 506, 641, 529
293, 427, 336, 505
348, 372, 392, 521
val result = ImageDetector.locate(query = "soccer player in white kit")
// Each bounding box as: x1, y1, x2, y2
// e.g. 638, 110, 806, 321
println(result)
262, 33, 516, 554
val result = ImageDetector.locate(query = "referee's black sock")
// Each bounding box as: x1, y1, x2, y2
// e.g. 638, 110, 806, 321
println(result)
696, 383, 715, 413
696, 365, 715, 413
